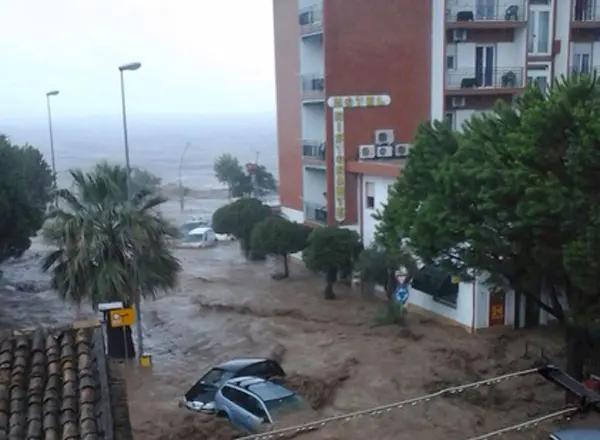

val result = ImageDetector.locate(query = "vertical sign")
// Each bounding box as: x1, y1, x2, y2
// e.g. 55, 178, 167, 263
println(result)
332, 107, 346, 222
326, 94, 391, 223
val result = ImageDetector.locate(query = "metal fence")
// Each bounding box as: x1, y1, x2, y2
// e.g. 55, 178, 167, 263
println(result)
303, 202, 327, 223
446, 67, 524, 89
446, 1, 526, 21
299, 3, 323, 35
302, 140, 326, 160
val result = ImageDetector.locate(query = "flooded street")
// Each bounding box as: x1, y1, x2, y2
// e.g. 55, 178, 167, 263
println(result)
0, 202, 590, 439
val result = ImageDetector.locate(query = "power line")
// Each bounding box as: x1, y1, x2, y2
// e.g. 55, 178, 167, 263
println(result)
238, 367, 540, 440
462, 407, 578, 440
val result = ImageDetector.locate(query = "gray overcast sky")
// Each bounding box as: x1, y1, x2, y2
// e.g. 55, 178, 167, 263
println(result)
0, 1, 276, 120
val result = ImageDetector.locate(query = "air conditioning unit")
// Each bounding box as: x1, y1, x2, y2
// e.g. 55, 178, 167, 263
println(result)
376, 145, 394, 159
374, 129, 394, 145
451, 96, 466, 108
451, 29, 467, 42
359, 144, 376, 160
394, 143, 412, 158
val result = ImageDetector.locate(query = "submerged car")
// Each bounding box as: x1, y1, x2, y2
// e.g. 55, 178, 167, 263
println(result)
181, 358, 285, 413
181, 227, 217, 248
550, 429, 600, 439
214, 376, 313, 434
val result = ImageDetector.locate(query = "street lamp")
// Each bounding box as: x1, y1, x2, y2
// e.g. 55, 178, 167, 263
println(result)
118, 61, 145, 359
178, 142, 191, 212
46, 90, 59, 206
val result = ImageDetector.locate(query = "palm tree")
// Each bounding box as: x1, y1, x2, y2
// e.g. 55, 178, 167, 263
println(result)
41, 162, 182, 357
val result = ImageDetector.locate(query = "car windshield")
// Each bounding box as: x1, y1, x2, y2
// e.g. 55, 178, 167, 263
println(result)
248, 383, 304, 420
200, 368, 236, 387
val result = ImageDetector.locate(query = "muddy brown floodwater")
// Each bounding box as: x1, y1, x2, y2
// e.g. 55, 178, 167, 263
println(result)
1, 223, 599, 439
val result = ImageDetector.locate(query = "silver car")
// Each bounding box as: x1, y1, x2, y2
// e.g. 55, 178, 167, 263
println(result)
214, 376, 311, 434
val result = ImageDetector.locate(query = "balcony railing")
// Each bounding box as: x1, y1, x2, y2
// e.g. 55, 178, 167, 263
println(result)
301, 74, 325, 101
573, 0, 600, 22
302, 140, 326, 161
446, 67, 524, 90
446, 1, 525, 22
299, 4, 323, 35
571, 66, 600, 77
304, 202, 327, 224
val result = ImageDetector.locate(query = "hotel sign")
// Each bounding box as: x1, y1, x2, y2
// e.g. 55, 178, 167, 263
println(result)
326, 94, 391, 222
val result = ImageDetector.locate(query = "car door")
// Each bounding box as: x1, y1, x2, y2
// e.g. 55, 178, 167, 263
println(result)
220, 387, 262, 433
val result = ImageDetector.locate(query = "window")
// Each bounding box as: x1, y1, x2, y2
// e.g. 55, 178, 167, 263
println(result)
411, 265, 458, 308
528, 5, 551, 54
446, 44, 457, 70
445, 112, 454, 131
221, 387, 268, 419
365, 182, 375, 209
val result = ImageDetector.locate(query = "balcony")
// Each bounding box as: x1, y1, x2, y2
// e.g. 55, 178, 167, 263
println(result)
301, 74, 325, 102
445, 67, 524, 95
299, 4, 323, 36
304, 202, 327, 224
446, 1, 526, 28
570, 66, 600, 77
302, 140, 326, 163
572, 0, 600, 28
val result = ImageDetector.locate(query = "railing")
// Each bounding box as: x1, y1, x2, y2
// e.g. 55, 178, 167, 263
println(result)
301, 74, 325, 100
446, 67, 524, 89
304, 202, 327, 223
446, 1, 525, 21
302, 140, 326, 161
299, 4, 323, 35
571, 66, 600, 77
573, 0, 600, 21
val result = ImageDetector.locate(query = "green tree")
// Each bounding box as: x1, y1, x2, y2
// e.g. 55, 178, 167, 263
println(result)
302, 227, 361, 299
0, 135, 53, 263
377, 76, 600, 380
250, 216, 310, 278
130, 167, 162, 194
214, 153, 245, 198
41, 162, 182, 357
212, 198, 272, 257
249, 164, 278, 195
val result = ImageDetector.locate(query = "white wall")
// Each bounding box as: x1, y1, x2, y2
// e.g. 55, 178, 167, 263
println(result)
299, 36, 323, 75
554, 0, 572, 78
430, 0, 445, 122
409, 282, 475, 329
298, 0, 321, 9
302, 167, 326, 203
361, 175, 396, 246
301, 105, 326, 139
281, 207, 304, 223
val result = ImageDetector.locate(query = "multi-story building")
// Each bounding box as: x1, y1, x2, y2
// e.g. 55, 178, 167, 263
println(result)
273, 0, 598, 331
274, 0, 599, 248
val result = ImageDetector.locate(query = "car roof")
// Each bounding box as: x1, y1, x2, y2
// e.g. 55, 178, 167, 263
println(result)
188, 227, 213, 235
217, 357, 270, 372
551, 429, 600, 440
225, 376, 295, 400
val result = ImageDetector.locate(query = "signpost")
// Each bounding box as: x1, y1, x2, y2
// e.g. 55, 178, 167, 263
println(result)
109, 307, 135, 361
326, 94, 391, 222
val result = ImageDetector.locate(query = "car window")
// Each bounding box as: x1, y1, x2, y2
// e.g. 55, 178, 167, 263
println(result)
242, 363, 271, 377
201, 368, 235, 387
222, 387, 268, 419
263, 394, 305, 421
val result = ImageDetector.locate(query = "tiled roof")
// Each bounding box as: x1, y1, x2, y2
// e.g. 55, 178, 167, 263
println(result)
0, 323, 119, 440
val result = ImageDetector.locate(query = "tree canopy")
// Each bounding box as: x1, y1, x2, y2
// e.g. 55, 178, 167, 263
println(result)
130, 167, 162, 195
0, 135, 53, 263
212, 198, 273, 256
376, 76, 600, 378
302, 227, 362, 299
250, 216, 311, 278
41, 162, 182, 308
213, 153, 277, 198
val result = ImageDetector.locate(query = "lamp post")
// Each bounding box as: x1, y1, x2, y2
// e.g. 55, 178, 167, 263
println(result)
178, 142, 191, 212
46, 90, 59, 206
118, 61, 144, 358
